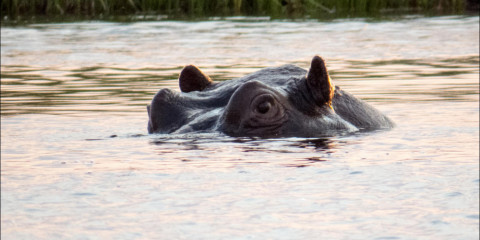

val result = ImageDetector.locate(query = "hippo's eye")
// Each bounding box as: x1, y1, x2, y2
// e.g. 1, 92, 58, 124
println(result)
256, 101, 272, 114
243, 91, 287, 134
252, 94, 276, 115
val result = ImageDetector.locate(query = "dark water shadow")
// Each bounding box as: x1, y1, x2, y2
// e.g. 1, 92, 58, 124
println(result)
147, 132, 364, 168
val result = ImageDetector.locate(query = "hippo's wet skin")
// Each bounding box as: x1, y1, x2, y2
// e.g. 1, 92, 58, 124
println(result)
147, 56, 394, 138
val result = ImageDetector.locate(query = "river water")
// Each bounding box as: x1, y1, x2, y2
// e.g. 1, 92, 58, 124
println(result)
1, 16, 479, 239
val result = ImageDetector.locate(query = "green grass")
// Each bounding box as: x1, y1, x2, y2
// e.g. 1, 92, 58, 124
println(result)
1, 0, 471, 20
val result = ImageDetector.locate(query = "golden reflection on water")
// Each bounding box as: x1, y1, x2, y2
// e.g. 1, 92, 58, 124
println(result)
1, 56, 478, 116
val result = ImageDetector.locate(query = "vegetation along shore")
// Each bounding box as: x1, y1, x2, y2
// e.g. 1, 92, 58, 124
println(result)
2, 0, 479, 21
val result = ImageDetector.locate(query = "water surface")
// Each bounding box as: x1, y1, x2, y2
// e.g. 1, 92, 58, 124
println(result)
1, 16, 479, 239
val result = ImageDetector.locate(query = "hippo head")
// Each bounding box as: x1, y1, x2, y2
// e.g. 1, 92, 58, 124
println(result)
147, 56, 392, 138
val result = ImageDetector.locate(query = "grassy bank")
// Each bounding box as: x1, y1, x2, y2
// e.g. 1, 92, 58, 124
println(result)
1, 0, 476, 20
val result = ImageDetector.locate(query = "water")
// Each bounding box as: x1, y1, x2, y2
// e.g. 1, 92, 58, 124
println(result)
1, 16, 479, 239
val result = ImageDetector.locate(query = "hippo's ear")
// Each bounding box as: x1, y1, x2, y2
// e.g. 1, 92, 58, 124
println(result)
306, 56, 334, 106
179, 65, 212, 93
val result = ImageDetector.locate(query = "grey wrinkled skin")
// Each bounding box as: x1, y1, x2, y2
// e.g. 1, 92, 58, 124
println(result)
147, 56, 394, 138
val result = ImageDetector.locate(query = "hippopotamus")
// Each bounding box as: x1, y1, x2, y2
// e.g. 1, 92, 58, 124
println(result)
147, 56, 394, 138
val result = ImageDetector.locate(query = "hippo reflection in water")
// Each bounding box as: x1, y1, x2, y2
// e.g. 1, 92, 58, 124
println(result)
147, 56, 394, 138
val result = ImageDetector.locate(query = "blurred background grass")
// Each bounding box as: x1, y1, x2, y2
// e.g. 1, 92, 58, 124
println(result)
1, 0, 479, 21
